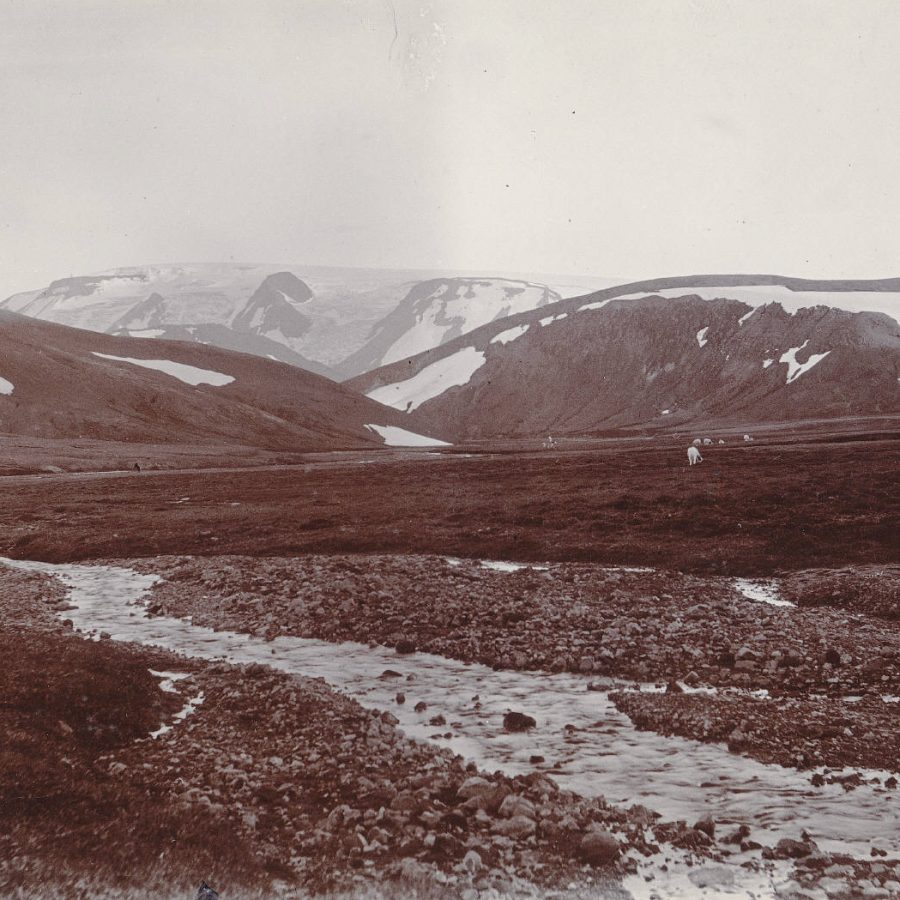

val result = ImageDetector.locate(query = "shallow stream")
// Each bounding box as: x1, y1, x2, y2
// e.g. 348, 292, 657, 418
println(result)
3, 557, 896, 899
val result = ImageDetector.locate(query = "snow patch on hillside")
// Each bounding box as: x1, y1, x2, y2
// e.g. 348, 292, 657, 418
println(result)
380, 280, 553, 366
733, 579, 795, 608
91, 352, 235, 386
261, 326, 297, 349
127, 328, 166, 338
278, 289, 309, 307
365, 424, 450, 447
0, 376, 14, 395
579, 298, 614, 312
763, 359, 774, 369
696, 327, 709, 348
779, 341, 831, 384
490, 324, 530, 345
539, 313, 568, 326
366, 346, 486, 412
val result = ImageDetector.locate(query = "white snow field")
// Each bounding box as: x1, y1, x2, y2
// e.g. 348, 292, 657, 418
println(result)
0, 376, 14, 395
733, 579, 796, 608
538, 313, 568, 326
380, 280, 552, 366
578, 297, 614, 312
696, 326, 709, 348
125, 328, 167, 338
90, 352, 235, 386
779, 340, 831, 384
364, 424, 450, 447
365, 346, 486, 412
489, 323, 530, 345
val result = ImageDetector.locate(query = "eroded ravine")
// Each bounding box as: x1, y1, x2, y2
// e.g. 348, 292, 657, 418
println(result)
3, 557, 897, 898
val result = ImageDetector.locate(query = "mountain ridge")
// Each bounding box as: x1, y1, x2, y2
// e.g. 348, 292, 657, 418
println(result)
346, 274, 900, 440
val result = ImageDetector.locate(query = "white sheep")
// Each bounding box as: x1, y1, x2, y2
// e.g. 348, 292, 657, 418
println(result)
687, 446, 703, 465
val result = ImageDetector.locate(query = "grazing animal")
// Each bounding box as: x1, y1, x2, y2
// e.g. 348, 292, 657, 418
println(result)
692, 438, 702, 446
542, 435, 557, 450
687, 446, 702, 465
744, 434, 754, 442
718, 439, 725, 445
702, 437, 713, 446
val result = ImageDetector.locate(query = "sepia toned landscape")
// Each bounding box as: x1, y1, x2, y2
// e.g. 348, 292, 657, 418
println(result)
2, 2, 898, 899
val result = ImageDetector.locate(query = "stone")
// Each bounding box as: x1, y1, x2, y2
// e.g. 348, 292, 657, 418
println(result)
397, 858, 435, 886
774, 838, 816, 859
578, 828, 620, 865
626, 804, 657, 825
497, 794, 536, 819
694, 815, 716, 839
461, 849, 483, 874
390, 790, 419, 812
688, 866, 735, 889
723, 824, 751, 844
492, 815, 536, 838
503, 711, 536, 732
457, 777, 492, 800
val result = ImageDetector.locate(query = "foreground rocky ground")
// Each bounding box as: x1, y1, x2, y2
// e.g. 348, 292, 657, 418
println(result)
6, 552, 900, 898
780, 565, 899, 621
611, 690, 900, 773
3, 564, 673, 899
128, 553, 900, 774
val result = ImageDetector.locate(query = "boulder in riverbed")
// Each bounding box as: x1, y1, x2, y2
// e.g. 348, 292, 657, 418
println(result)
503, 711, 536, 732
578, 828, 620, 865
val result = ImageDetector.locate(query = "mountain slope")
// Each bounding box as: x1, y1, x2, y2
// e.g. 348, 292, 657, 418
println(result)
337, 277, 561, 377
106, 283, 336, 378
0, 311, 445, 450
346, 275, 900, 439
230, 271, 313, 347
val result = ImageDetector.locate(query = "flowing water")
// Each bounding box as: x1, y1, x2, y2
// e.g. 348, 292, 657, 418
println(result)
4, 558, 897, 899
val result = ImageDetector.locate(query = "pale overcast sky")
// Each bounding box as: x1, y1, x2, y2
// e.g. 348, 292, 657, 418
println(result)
1, 0, 899, 297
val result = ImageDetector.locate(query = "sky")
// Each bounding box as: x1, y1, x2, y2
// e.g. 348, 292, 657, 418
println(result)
2, 0, 900, 298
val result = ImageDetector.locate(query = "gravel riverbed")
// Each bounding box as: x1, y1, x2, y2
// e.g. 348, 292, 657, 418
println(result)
6, 553, 899, 899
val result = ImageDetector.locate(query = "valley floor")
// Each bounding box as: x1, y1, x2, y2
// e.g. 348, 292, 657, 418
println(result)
0, 433, 897, 574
